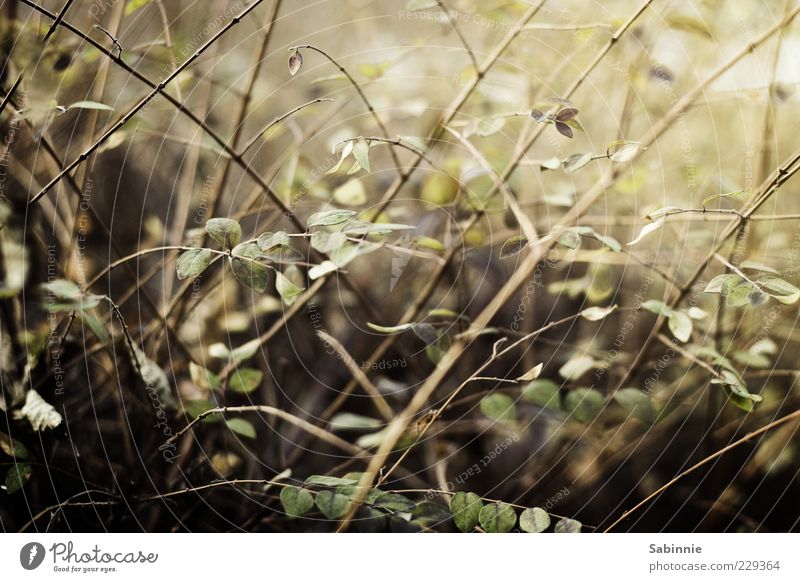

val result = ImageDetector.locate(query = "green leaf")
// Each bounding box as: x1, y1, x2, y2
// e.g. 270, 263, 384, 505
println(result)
315, 490, 351, 519
305, 475, 358, 487
352, 138, 371, 173
124, 0, 153, 16
275, 271, 304, 305
0, 432, 28, 459
367, 322, 414, 334
500, 236, 528, 259
333, 178, 367, 206
627, 219, 664, 246
559, 355, 598, 381
581, 305, 617, 321
668, 311, 693, 342
42, 279, 81, 299
176, 248, 213, 280
704, 273, 739, 293
642, 299, 671, 316
206, 218, 241, 250
558, 229, 581, 249
554, 517, 582, 533
256, 231, 291, 250
280, 486, 314, 517
702, 190, 744, 209
449, 492, 483, 532
480, 393, 517, 424
564, 388, 605, 422
563, 152, 593, 173
226, 418, 256, 439
522, 379, 561, 410
329, 413, 381, 430
478, 502, 517, 533
739, 260, 779, 274
519, 507, 550, 533
5, 463, 31, 493
758, 276, 800, 304
183, 399, 218, 420
411, 502, 452, 526
228, 368, 263, 393
607, 140, 643, 163
330, 240, 382, 268
230, 242, 269, 292
307, 209, 357, 228
613, 388, 658, 424
372, 492, 415, 512
67, 100, 113, 112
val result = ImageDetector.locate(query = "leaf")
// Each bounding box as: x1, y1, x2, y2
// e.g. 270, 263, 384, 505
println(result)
555, 121, 574, 138
176, 248, 213, 280
329, 413, 381, 431
66, 100, 113, 112
333, 178, 367, 206
305, 475, 358, 487
581, 305, 617, 321
517, 363, 543, 382
310, 231, 348, 254
478, 502, 517, 533
554, 518, 582, 533
352, 138, 371, 173
556, 107, 579, 122
613, 388, 658, 424
0, 432, 28, 459
665, 13, 712, 39
563, 152, 592, 173
342, 222, 415, 236
607, 140, 643, 163
668, 311, 693, 343
564, 388, 605, 422
627, 219, 664, 246
309, 261, 338, 280
450, 492, 483, 532
229, 242, 268, 292
288, 49, 304, 75
206, 218, 241, 250
230, 338, 262, 363
500, 236, 528, 259
373, 492, 415, 512
315, 490, 351, 519
522, 379, 561, 410
275, 271, 304, 305
367, 322, 414, 334
412, 323, 439, 345
558, 229, 582, 249
705, 273, 740, 294
398, 135, 427, 153
411, 502, 452, 527
42, 279, 81, 299
739, 260, 779, 275
519, 507, 550, 533
189, 363, 221, 391
228, 368, 263, 394
559, 355, 597, 381
327, 141, 354, 174
13, 390, 62, 431
701, 190, 744, 209
124, 0, 153, 16
257, 231, 291, 250
479, 393, 516, 424
226, 418, 256, 439
687, 307, 708, 320
758, 276, 800, 304
280, 486, 314, 517
5, 463, 31, 494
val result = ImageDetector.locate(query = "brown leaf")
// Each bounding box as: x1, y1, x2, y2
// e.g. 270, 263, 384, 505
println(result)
288, 49, 304, 76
